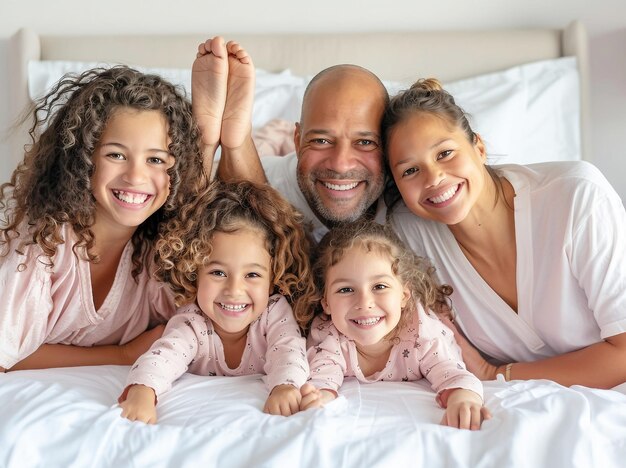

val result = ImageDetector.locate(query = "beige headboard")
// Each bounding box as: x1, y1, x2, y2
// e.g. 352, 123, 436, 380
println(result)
7, 21, 590, 160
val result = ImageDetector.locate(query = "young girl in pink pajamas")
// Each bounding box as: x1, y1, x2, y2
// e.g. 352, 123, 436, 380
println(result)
301, 220, 489, 430
119, 181, 316, 423
0, 66, 207, 372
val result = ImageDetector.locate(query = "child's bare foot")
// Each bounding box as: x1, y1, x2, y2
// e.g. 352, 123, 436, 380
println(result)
220, 40, 255, 149
192, 37, 228, 148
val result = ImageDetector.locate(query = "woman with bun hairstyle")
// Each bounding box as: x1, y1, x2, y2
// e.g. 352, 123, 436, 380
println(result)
382, 78, 626, 388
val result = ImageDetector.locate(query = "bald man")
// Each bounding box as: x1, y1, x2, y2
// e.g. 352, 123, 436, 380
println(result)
218, 64, 389, 242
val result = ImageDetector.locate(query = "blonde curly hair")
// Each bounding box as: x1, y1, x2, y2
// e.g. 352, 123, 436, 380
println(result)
308, 220, 452, 336
155, 180, 317, 331
0, 66, 207, 277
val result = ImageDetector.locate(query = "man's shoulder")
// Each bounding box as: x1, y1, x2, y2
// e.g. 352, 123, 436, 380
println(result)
261, 152, 298, 183
260, 152, 301, 202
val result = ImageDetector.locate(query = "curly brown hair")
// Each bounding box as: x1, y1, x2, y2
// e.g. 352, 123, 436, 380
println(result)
309, 219, 453, 337
0, 66, 208, 276
381, 77, 504, 211
155, 180, 317, 331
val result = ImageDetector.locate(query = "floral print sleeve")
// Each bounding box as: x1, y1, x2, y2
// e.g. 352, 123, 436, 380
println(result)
415, 306, 483, 404
262, 295, 309, 390
123, 308, 204, 398
306, 316, 347, 392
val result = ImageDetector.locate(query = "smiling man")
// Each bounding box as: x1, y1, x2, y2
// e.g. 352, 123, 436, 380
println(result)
218, 64, 389, 242
291, 66, 387, 231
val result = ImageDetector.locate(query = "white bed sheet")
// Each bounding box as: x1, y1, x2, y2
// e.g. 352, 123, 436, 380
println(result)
2, 366, 625, 468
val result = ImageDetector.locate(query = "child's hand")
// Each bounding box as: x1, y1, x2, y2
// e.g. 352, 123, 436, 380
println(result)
120, 325, 165, 365
299, 383, 337, 411
119, 384, 158, 424
263, 384, 302, 416
440, 388, 491, 430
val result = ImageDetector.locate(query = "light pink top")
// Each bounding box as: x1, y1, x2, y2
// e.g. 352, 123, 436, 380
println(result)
0, 224, 175, 368
124, 294, 309, 397
307, 304, 483, 404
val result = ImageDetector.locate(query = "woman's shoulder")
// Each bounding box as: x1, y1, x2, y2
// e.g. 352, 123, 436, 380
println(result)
498, 161, 616, 197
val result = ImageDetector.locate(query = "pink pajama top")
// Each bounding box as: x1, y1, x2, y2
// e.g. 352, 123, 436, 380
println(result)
123, 294, 309, 398
0, 224, 175, 369
307, 304, 483, 403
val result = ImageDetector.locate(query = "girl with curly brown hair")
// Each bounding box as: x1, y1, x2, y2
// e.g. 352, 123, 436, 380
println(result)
118, 180, 317, 424
0, 66, 208, 372
300, 220, 489, 430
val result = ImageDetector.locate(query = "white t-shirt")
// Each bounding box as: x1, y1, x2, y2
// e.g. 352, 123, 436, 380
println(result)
391, 161, 626, 364
262, 152, 386, 242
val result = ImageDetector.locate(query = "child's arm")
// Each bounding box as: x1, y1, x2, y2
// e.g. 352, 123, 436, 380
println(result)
300, 318, 348, 411
261, 298, 310, 416
119, 384, 158, 424
414, 306, 488, 428
439, 388, 490, 430
120, 312, 203, 407
8, 325, 164, 371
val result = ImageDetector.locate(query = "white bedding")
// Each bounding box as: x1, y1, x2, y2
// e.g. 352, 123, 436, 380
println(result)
2, 366, 625, 467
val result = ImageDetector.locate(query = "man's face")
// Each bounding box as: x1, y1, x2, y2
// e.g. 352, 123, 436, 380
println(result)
294, 75, 385, 226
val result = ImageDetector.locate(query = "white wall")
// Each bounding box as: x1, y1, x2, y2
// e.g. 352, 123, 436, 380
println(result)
1, 0, 625, 200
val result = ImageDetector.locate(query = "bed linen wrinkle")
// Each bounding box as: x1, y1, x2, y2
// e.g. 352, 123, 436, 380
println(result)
2, 367, 626, 467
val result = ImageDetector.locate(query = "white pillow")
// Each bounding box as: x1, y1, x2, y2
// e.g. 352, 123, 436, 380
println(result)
442, 72, 526, 164
28, 60, 193, 101
382, 57, 580, 164
28, 60, 306, 129
452, 57, 580, 164
28, 57, 581, 165
255, 57, 579, 165
517, 58, 581, 164
252, 70, 306, 129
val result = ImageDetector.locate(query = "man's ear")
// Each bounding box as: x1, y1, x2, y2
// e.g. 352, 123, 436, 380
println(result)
294, 122, 302, 155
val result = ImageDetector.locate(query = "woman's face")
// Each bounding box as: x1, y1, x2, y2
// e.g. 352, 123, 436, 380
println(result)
387, 112, 488, 226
